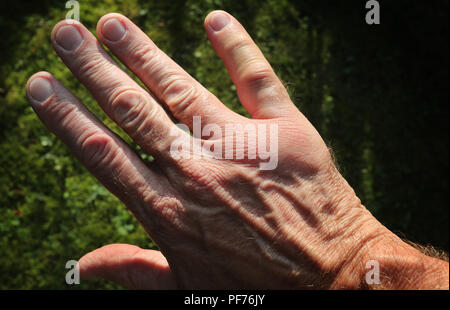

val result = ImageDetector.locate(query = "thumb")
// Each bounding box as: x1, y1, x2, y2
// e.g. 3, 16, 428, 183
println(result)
79, 244, 176, 289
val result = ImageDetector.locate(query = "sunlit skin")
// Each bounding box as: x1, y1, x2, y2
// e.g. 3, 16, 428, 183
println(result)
26, 11, 448, 289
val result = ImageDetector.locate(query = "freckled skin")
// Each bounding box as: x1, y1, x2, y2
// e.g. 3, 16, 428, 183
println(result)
26, 11, 448, 289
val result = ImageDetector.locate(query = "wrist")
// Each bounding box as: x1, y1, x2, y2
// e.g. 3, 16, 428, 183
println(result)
364, 236, 449, 289
317, 162, 449, 290
334, 226, 449, 289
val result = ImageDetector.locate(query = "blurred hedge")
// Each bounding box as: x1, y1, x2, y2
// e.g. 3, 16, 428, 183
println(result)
0, 0, 448, 289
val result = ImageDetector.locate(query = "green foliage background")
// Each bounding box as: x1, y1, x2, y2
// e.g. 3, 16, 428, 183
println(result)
0, 0, 448, 289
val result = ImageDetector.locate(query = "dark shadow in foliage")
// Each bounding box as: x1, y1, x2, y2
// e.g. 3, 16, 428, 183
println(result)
0, 0, 64, 141
288, 0, 449, 250
135, 0, 198, 69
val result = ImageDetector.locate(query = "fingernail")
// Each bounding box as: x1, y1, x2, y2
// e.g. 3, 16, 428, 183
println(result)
209, 12, 230, 32
55, 25, 83, 51
29, 78, 53, 103
102, 18, 126, 42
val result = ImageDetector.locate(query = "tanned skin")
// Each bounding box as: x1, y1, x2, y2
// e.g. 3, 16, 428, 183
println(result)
26, 10, 449, 289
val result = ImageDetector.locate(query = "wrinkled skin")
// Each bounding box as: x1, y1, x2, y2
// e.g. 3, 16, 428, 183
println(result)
26, 11, 448, 289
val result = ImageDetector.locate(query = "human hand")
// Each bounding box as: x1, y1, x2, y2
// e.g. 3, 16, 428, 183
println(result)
26, 11, 448, 289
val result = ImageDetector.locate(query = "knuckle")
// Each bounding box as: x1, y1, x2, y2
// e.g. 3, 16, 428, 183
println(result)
129, 42, 158, 70
79, 133, 117, 171
46, 99, 79, 125
225, 38, 277, 91
239, 66, 274, 91
44, 98, 98, 134
110, 90, 149, 129
160, 76, 202, 116
110, 90, 164, 147
77, 51, 109, 79
227, 37, 252, 56
148, 195, 187, 233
